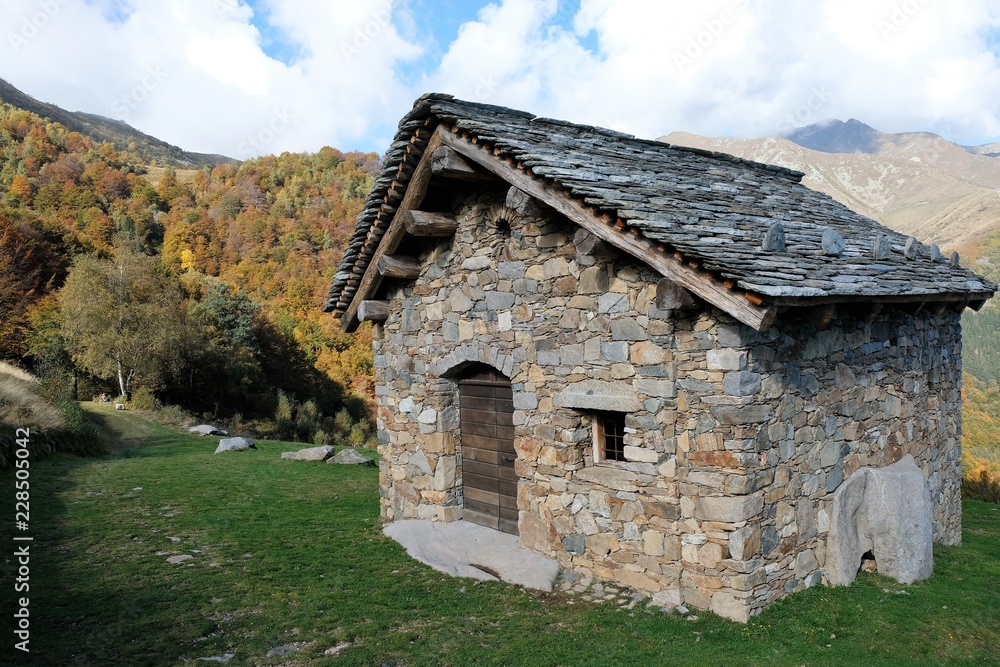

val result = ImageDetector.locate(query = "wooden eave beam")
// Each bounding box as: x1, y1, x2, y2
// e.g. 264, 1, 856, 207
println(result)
403, 210, 459, 237
358, 300, 390, 323
341, 128, 446, 331
377, 255, 422, 280
773, 291, 995, 310
430, 145, 496, 182
437, 129, 778, 332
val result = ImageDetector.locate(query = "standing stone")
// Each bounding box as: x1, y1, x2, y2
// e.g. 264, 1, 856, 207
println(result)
826, 455, 933, 586
873, 234, 891, 260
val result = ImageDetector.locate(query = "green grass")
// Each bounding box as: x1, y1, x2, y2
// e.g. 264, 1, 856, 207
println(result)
2, 404, 1000, 666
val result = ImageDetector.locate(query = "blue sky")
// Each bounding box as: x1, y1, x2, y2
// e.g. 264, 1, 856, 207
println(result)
2, 0, 1000, 157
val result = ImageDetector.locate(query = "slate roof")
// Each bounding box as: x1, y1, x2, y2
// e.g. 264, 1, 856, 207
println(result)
326, 93, 995, 316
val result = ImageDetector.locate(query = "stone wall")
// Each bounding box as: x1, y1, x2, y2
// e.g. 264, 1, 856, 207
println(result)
370, 185, 964, 622
670, 306, 963, 620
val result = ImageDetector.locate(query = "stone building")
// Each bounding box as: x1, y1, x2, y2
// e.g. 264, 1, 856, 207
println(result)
324, 94, 995, 621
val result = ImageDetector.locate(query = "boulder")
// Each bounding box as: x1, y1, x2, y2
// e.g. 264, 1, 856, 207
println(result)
189, 424, 228, 436
281, 445, 335, 461
327, 448, 374, 466
826, 454, 933, 586
215, 437, 256, 454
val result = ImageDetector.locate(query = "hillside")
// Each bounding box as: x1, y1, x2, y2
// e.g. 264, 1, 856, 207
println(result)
661, 128, 1000, 253
0, 78, 234, 168
0, 96, 379, 440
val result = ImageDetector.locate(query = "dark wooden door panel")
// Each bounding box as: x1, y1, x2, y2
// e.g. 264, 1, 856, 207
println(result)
459, 367, 519, 535
463, 460, 496, 478
459, 383, 499, 397
464, 447, 499, 465
462, 434, 502, 451
460, 395, 501, 411
466, 472, 499, 493
461, 408, 499, 425
498, 482, 518, 504
465, 486, 500, 506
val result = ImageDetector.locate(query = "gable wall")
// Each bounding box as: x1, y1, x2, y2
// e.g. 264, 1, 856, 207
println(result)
372, 186, 688, 596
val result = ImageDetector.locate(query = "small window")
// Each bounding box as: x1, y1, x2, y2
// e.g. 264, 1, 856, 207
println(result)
594, 412, 627, 462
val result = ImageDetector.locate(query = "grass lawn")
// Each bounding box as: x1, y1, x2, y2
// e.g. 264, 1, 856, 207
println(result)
2, 404, 999, 666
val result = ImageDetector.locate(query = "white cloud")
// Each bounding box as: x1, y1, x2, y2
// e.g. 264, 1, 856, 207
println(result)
423, 0, 1000, 145
0, 0, 998, 157
0, 0, 424, 156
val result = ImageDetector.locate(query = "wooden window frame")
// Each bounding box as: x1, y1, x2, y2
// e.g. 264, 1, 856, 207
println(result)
593, 411, 627, 463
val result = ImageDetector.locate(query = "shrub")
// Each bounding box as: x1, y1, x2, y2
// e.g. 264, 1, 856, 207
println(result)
243, 418, 278, 439
964, 453, 1000, 503
160, 404, 195, 427
963, 468, 1000, 503
0, 364, 105, 468
129, 387, 159, 411
348, 422, 371, 448
963, 449, 1000, 503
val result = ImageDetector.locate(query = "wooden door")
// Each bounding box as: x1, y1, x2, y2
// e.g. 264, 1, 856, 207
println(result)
458, 366, 518, 535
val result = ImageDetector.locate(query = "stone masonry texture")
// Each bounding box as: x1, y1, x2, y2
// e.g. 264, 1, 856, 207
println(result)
371, 186, 964, 622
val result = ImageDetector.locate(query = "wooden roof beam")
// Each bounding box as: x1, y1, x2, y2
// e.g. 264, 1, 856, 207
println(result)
377, 255, 421, 280
358, 300, 390, 323
403, 210, 459, 237
430, 146, 496, 182
340, 128, 446, 331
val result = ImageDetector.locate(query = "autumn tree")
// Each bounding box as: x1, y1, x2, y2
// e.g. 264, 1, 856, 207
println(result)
59, 239, 184, 399
0, 214, 66, 359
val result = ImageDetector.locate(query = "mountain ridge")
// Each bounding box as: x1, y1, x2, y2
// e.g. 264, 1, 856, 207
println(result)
662, 121, 1000, 253
0, 77, 234, 168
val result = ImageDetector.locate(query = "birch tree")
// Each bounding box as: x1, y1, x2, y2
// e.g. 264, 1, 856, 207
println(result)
59, 240, 183, 399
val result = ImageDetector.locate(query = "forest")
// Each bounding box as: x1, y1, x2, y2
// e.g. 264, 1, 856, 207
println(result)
0, 102, 377, 445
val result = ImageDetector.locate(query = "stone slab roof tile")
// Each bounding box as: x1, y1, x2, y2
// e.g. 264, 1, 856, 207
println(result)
325, 94, 995, 316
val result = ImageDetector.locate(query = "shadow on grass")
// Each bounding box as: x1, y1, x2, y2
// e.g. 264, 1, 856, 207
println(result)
0, 408, 229, 665
2, 404, 390, 666
3, 404, 1000, 666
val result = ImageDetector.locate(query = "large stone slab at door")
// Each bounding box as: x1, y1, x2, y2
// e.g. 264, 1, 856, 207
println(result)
826, 454, 933, 586
459, 367, 518, 535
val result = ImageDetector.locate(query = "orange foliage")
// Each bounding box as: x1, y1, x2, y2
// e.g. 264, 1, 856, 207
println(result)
0, 99, 377, 406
